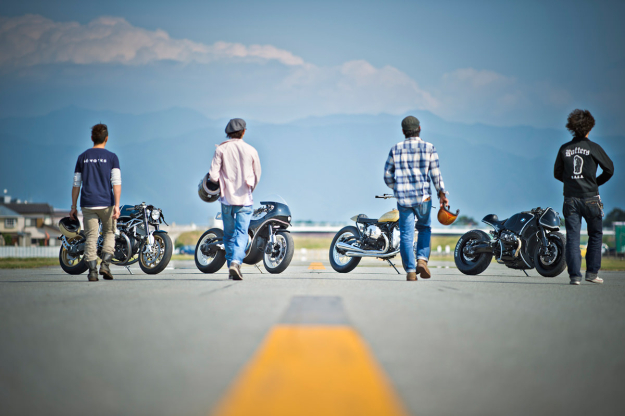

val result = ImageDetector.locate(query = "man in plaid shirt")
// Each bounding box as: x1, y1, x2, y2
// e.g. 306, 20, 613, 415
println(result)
384, 116, 449, 281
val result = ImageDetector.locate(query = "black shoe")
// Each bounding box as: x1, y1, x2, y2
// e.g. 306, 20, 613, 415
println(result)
229, 263, 243, 280
99, 253, 114, 280
87, 260, 99, 282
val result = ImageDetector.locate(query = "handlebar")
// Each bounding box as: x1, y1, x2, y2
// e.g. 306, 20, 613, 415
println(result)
375, 194, 395, 199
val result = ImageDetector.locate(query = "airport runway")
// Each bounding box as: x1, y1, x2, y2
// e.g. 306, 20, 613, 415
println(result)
1, 260, 624, 416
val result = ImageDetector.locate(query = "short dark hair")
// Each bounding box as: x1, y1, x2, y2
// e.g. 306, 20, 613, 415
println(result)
226, 129, 245, 139
403, 127, 421, 138
566, 109, 595, 138
91, 123, 108, 144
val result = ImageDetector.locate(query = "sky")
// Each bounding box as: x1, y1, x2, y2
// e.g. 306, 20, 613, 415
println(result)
1, 0, 624, 133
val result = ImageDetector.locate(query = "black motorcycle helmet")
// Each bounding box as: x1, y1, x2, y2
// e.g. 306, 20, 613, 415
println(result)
59, 216, 81, 238
198, 173, 220, 203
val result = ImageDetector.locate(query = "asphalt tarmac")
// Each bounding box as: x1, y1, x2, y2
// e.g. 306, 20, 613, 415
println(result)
1, 260, 624, 416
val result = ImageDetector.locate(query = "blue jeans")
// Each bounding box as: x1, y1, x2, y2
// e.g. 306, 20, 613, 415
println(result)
397, 200, 432, 273
221, 204, 253, 266
563, 196, 603, 280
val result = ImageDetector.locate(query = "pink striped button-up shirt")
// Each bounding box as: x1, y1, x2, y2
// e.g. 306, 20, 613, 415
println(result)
208, 138, 261, 206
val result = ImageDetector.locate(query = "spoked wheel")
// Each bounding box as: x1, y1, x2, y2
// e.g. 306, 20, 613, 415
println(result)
329, 226, 362, 273
139, 233, 173, 274
195, 228, 226, 273
263, 231, 294, 274
59, 244, 88, 275
533, 232, 566, 277
454, 230, 493, 275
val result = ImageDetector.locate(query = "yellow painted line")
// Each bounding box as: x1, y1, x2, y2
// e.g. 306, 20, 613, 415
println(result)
308, 262, 326, 270
211, 325, 408, 416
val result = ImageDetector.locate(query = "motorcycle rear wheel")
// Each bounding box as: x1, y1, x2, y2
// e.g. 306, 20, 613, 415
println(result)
533, 232, 566, 277
454, 230, 492, 275
329, 226, 362, 273
195, 228, 226, 273
59, 246, 88, 275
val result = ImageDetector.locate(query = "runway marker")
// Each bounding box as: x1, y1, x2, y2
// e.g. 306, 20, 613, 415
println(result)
308, 262, 325, 270
211, 296, 408, 416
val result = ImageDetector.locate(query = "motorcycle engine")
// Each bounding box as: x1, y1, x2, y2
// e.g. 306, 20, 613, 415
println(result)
498, 231, 522, 259
364, 225, 382, 240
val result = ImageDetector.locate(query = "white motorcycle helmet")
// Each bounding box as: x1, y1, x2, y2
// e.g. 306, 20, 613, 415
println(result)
198, 173, 220, 203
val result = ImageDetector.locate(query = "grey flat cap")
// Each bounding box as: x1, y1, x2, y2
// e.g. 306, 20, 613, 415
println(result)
225, 118, 246, 134
401, 116, 420, 130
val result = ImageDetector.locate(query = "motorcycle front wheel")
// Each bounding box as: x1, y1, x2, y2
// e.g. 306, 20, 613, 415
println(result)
139, 233, 173, 274
533, 232, 566, 277
195, 228, 226, 273
263, 231, 294, 274
59, 246, 88, 274
454, 230, 493, 275
329, 226, 362, 273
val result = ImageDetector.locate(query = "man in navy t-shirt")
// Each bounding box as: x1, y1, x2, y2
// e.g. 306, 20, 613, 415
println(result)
70, 123, 122, 281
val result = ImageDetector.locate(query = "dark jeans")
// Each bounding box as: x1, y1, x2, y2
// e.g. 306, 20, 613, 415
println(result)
563, 196, 603, 280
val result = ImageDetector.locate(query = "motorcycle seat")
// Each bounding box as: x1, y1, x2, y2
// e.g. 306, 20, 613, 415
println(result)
356, 215, 378, 224
483, 214, 507, 228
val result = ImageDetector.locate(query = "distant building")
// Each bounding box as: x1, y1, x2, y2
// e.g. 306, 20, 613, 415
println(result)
0, 194, 62, 247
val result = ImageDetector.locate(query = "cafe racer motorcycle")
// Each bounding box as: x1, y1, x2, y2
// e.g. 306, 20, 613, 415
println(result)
454, 206, 566, 277
194, 197, 294, 274
329, 194, 405, 274
59, 202, 173, 275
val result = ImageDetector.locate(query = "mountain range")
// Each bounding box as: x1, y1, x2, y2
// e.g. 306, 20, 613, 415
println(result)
1, 107, 622, 225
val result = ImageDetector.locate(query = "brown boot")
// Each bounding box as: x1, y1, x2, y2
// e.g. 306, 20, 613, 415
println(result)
417, 259, 431, 279
407, 271, 417, 281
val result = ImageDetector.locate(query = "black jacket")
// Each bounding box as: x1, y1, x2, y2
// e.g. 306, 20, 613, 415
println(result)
554, 136, 614, 198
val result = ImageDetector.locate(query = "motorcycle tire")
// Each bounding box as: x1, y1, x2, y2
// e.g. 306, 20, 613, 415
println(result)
263, 231, 294, 274
533, 232, 566, 278
329, 226, 362, 273
195, 228, 227, 273
139, 233, 173, 274
454, 230, 492, 275
244, 234, 264, 265
59, 246, 88, 275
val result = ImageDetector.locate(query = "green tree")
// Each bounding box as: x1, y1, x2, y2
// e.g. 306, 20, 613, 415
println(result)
604, 208, 625, 227
454, 215, 478, 226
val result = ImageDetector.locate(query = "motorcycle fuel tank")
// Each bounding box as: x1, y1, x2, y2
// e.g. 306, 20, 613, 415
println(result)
378, 209, 399, 223
503, 212, 534, 234
120, 204, 140, 218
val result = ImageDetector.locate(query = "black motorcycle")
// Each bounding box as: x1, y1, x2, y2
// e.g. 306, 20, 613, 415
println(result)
194, 196, 294, 274
454, 207, 566, 277
59, 202, 173, 275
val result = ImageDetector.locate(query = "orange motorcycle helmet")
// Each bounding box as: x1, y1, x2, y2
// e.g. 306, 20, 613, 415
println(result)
438, 204, 459, 226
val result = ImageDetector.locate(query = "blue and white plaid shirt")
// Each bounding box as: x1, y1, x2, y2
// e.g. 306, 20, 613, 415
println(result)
384, 137, 446, 207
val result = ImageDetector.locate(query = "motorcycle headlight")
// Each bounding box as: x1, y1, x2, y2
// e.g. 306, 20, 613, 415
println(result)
151, 209, 161, 221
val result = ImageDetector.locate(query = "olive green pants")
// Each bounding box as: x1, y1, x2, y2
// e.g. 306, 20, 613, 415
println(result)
82, 207, 116, 262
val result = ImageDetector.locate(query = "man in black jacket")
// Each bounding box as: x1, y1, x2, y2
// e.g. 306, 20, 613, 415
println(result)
554, 109, 614, 285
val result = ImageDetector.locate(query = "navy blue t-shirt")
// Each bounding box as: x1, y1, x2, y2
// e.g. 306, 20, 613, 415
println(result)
74, 148, 120, 208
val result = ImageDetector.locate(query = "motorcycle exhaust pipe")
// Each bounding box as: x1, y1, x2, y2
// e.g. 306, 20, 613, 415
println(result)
336, 241, 387, 256
345, 249, 400, 258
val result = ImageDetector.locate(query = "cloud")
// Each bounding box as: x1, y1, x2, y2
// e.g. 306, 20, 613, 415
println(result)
0, 14, 305, 67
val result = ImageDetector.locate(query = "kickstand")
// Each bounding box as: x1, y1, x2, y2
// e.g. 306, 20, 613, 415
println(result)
522, 269, 529, 277
125, 265, 133, 275
386, 259, 401, 275
255, 263, 264, 274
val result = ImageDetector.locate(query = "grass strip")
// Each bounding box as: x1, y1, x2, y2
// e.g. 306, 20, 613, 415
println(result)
0, 258, 59, 269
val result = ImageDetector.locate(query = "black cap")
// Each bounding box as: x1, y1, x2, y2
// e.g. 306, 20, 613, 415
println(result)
225, 118, 246, 134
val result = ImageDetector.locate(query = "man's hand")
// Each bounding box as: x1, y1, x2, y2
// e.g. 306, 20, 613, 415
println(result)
70, 207, 78, 220
438, 191, 449, 208
112, 205, 120, 220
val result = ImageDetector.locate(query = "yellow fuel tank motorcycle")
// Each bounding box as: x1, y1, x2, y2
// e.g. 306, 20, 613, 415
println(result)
329, 194, 403, 273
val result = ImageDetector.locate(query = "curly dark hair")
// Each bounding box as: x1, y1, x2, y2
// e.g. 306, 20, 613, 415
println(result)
91, 123, 108, 144
226, 129, 245, 139
403, 127, 421, 138
566, 109, 595, 138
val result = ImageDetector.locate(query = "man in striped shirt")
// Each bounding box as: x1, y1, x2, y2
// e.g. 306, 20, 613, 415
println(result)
384, 116, 449, 281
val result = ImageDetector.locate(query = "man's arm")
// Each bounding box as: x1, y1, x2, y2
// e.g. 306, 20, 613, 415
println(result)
383, 150, 395, 189
252, 150, 261, 191
111, 165, 122, 220
553, 150, 564, 182
112, 185, 121, 220
208, 148, 222, 183
70, 186, 80, 220
429, 147, 449, 206
593, 143, 614, 186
